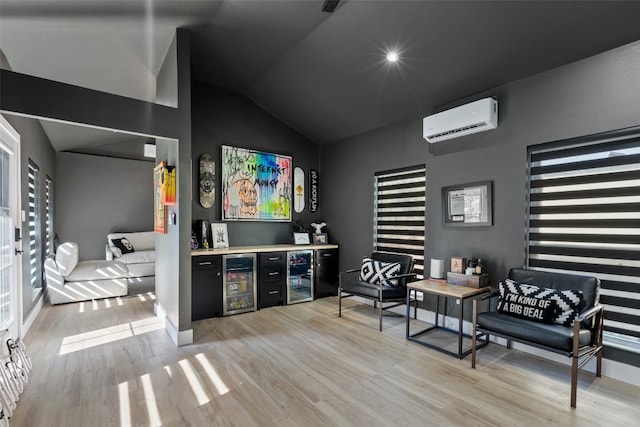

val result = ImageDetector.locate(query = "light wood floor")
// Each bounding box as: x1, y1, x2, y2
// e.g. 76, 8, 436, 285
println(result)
11, 294, 640, 426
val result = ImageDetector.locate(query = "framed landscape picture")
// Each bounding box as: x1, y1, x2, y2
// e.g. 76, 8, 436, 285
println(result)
221, 145, 292, 221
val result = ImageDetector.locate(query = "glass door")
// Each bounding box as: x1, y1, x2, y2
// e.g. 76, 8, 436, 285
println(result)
222, 254, 257, 315
0, 115, 21, 339
287, 250, 313, 304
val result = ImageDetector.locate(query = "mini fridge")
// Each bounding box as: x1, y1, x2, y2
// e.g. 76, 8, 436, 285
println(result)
287, 250, 314, 304
222, 254, 257, 315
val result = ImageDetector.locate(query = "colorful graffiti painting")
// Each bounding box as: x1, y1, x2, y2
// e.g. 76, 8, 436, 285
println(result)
221, 145, 292, 221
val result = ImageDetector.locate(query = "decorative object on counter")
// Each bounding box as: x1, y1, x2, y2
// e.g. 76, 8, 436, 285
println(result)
447, 272, 489, 288
153, 162, 167, 234
293, 232, 310, 245
430, 258, 444, 279
312, 233, 328, 244
221, 145, 292, 221
195, 219, 210, 249
211, 223, 229, 249
442, 180, 493, 226
191, 232, 199, 249
466, 259, 477, 275
291, 219, 307, 233
199, 153, 215, 208
310, 221, 326, 234
450, 257, 466, 274
309, 169, 319, 213
294, 167, 305, 213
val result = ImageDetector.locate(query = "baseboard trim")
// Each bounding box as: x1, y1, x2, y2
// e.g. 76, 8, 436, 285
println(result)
22, 292, 44, 338
154, 302, 193, 347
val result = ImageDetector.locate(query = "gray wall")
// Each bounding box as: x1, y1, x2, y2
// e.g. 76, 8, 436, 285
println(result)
3, 114, 55, 321
154, 29, 193, 338
191, 82, 321, 246
55, 152, 153, 261
321, 40, 640, 366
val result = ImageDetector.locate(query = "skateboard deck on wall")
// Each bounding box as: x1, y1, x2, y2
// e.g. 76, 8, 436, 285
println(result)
199, 153, 215, 208
294, 167, 305, 213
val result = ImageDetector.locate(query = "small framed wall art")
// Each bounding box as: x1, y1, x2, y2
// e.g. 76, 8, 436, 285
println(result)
211, 223, 229, 249
442, 180, 493, 227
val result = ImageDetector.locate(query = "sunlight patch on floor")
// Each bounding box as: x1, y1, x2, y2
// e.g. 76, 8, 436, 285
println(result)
118, 381, 131, 427
131, 317, 165, 335
59, 316, 164, 355
179, 359, 210, 406
195, 353, 230, 396
141, 374, 162, 427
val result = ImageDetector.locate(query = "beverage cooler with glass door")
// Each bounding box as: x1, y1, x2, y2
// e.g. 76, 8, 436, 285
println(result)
286, 250, 314, 304
222, 253, 257, 315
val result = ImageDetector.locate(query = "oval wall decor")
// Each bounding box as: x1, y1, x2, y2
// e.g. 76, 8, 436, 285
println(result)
199, 153, 215, 208
294, 167, 305, 213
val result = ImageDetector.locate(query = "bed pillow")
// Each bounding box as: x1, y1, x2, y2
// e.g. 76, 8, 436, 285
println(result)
359, 257, 402, 287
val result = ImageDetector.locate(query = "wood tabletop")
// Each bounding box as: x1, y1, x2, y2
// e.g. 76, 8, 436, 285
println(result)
408, 279, 490, 298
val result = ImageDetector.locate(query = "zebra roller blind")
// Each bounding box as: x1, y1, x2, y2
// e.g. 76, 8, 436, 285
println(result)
527, 129, 640, 349
28, 159, 41, 291
45, 175, 53, 258
374, 165, 426, 278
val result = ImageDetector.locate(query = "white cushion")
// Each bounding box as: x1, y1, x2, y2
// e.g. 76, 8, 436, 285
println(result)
118, 250, 155, 264
56, 242, 79, 276
65, 260, 129, 281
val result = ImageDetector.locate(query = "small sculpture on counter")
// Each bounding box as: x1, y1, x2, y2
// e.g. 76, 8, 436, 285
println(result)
310, 222, 326, 234
291, 219, 307, 233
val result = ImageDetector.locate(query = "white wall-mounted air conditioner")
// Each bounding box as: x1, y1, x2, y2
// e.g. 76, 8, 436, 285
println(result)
422, 97, 498, 143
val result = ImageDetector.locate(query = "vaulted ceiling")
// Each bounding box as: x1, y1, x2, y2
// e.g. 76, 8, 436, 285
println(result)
1, 1, 640, 159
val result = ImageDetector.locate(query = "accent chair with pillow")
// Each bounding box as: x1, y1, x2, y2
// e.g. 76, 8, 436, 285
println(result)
471, 267, 604, 408
339, 251, 417, 331
45, 242, 129, 304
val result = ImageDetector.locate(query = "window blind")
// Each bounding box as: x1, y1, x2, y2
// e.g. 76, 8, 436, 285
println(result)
527, 130, 640, 349
28, 159, 41, 291
374, 165, 426, 278
45, 176, 52, 258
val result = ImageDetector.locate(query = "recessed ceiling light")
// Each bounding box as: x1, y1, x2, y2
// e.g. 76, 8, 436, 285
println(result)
386, 51, 399, 62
